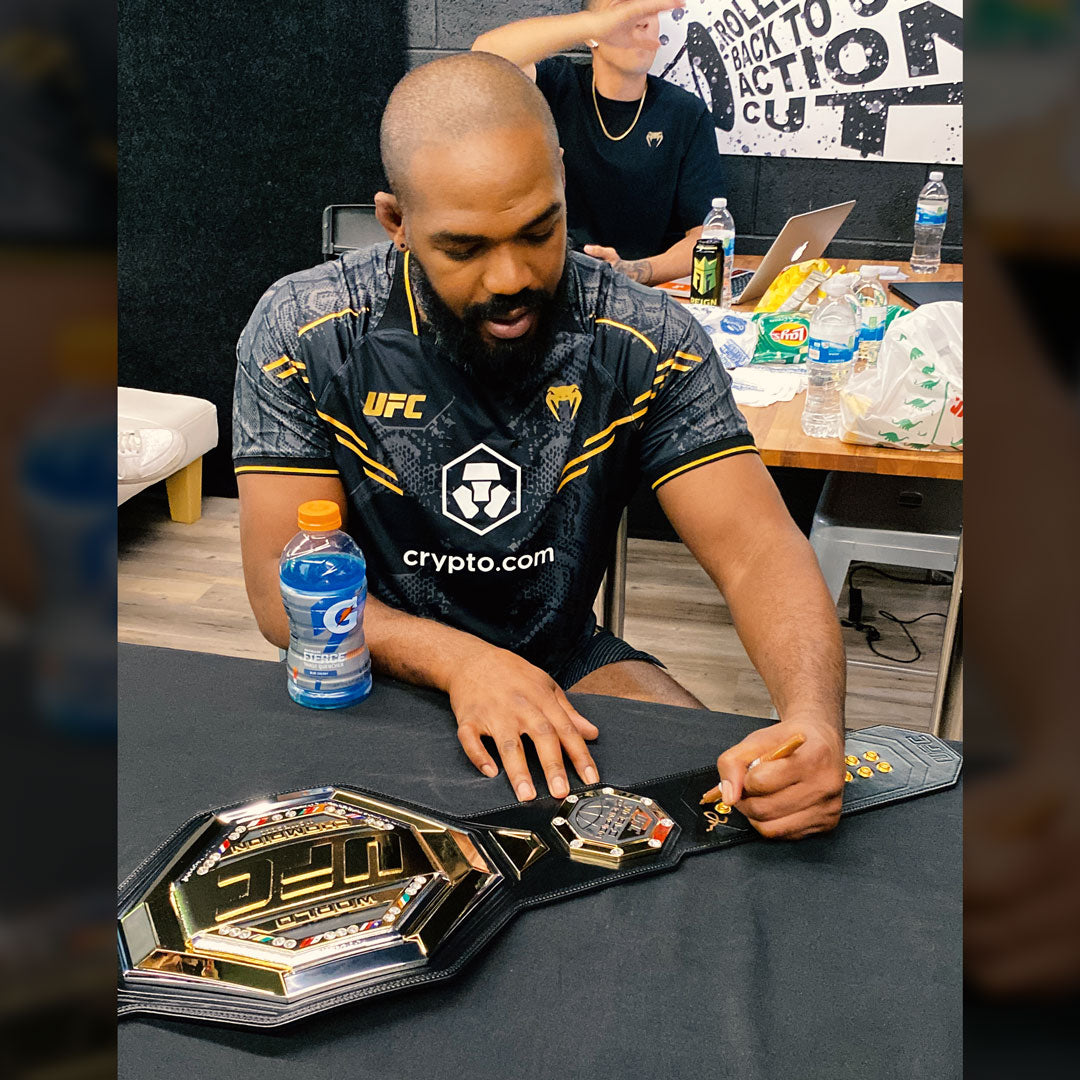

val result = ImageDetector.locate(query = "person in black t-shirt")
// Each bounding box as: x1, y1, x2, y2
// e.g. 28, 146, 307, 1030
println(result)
236, 53, 846, 838
473, 0, 720, 286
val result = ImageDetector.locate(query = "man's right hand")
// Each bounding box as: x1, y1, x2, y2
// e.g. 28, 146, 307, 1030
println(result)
447, 644, 600, 801
589, 0, 684, 49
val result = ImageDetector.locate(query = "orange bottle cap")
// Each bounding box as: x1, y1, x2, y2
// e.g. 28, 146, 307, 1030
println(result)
297, 500, 342, 531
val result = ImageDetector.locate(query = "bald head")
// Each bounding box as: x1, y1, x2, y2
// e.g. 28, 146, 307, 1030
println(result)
380, 52, 561, 208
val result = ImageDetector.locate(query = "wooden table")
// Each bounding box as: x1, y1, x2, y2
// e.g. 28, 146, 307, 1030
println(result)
729, 256, 963, 480
633, 256, 965, 738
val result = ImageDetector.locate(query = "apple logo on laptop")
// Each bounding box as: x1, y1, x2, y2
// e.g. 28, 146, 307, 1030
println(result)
789, 241, 808, 261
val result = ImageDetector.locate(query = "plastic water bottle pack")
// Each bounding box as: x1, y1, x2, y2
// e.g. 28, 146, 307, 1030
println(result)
279, 500, 372, 708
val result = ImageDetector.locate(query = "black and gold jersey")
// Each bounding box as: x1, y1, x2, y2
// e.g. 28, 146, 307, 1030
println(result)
233, 245, 755, 674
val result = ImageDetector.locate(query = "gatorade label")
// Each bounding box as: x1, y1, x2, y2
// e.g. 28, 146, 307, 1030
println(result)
808, 337, 853, 364
305, 588, 365, 646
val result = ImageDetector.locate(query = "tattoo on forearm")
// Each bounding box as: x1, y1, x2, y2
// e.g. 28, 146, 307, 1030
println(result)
614, 259, 653, 284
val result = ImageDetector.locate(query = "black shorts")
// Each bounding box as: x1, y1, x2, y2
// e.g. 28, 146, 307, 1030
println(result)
550, 627, 665, 691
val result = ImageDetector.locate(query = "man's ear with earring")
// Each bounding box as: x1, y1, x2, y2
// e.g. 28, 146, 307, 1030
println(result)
374, 190, 407, 251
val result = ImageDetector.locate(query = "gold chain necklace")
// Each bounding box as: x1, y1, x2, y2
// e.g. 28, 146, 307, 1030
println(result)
592, 73, 647, 142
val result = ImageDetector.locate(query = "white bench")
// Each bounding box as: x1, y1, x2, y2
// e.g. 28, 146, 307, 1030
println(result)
118, 387, 218, 522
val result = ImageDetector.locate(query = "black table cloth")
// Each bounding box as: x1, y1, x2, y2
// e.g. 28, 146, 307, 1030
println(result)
119, 644, 961, 1080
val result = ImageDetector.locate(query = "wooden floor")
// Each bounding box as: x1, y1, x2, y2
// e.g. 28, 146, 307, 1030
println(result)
118, 492, 949, 730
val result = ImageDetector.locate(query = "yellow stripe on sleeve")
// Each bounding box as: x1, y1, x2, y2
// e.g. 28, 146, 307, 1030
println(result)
595, 317, 657, 354
275, 366, 298, 379
363, 468, 404, 496
556, 466, 589, 493
674, 350, 702, 364
561, 434, 615, 476
582, 405, 650, 448
262, 355, 292, 372
650, 445, 759, 490
633, 389, 656, 406
316, 409, 368, 450
297, 307, 362, 338
334, 434, 398, 480
234, 465, 340, 476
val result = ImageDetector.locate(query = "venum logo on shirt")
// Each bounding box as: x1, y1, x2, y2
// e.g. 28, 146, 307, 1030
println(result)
441, 443, 521, 536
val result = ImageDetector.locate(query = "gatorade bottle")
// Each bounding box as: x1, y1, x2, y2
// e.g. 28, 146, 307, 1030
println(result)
279, 500, 372, 708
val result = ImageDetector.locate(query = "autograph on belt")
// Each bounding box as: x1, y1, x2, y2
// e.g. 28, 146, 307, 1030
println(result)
703, 809, 729, 832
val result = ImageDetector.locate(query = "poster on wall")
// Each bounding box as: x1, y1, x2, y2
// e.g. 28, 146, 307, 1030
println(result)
653, 0, 962, 162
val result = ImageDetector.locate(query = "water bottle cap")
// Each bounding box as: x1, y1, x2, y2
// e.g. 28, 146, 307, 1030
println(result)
712, 197, 727, 208
298, 499, 342, 531
929, 170, 943, 180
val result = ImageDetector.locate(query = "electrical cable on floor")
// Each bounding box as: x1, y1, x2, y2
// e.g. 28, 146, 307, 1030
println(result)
840, 564, 950, 664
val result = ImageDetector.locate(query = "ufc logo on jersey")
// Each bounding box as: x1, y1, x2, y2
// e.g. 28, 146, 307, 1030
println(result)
363, 392, 426, 419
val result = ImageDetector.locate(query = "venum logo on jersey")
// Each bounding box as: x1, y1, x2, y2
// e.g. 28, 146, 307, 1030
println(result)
441, 443, 521, 537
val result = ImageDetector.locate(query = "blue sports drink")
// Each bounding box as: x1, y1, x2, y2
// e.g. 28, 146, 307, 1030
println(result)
279, 500, 372, 708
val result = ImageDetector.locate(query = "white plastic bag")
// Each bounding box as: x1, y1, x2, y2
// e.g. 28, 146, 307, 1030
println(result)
839, 301, 963, 451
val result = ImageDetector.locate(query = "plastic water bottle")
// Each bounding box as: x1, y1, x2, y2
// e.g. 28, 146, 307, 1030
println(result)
910, 171, 948, 274
279, 500, 372, 708
854, 267, 888, 366
701, 197, 735, 308
801, 277, 857, 438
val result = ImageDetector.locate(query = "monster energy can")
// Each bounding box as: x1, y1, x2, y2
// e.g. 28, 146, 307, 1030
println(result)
690, 238, 723, 305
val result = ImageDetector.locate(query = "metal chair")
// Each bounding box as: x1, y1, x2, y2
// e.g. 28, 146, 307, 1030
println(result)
809, 471, 962, 736
593, 510, 628, 637
321, 204, 386, 259
809, 472, 961, 604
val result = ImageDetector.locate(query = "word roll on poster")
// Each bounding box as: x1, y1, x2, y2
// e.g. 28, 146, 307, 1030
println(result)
654, 0, 962, 161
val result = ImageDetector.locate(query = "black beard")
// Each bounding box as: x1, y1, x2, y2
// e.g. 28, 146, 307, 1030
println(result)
408, 247, 571, 399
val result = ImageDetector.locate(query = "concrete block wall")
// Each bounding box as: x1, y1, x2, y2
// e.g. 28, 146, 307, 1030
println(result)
405, 0, 962, 262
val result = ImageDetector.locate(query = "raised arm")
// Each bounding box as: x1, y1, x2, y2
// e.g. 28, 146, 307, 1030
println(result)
657, 454, 846, 838
237, 472, 599, 799
472, 0, 683, 79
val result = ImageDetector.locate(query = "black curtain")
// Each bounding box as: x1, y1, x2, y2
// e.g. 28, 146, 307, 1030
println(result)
118, 1, 406, 496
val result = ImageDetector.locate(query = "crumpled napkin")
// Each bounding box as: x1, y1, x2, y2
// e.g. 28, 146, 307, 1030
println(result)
727, 364, 807, 407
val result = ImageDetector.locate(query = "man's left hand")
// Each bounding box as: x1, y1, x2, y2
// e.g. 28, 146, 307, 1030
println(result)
582, 244, 653, 284
714, 719, 845, 840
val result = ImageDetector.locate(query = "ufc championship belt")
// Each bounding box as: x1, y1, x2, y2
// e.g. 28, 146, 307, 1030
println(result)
117, 725, 960, 1027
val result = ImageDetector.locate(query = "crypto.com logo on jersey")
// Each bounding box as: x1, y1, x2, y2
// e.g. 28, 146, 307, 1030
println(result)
653, 0, 962, 162
441, 443, 522, 536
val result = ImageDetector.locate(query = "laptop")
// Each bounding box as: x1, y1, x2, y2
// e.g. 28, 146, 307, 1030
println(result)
730, 200, 856, 303
888, 281, 963, 306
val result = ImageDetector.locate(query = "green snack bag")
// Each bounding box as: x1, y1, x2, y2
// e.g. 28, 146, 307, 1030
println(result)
752, 312, 810, 363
